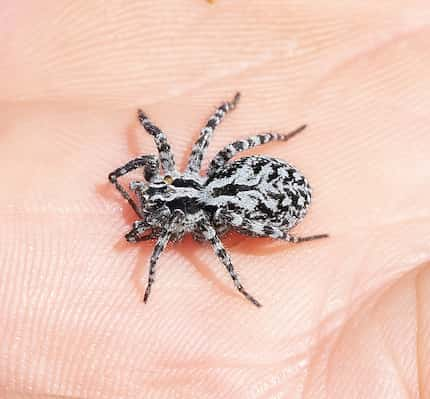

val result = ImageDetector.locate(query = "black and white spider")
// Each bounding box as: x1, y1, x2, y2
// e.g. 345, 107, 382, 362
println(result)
108, 93, 327, 307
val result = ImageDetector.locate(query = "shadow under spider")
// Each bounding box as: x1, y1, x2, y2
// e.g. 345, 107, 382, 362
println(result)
125, 233, 297, 302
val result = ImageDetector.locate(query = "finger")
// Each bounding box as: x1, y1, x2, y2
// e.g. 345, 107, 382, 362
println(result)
303, 263, 430, 399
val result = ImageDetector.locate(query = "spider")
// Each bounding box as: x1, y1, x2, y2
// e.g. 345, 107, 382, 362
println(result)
108, 93, 328, 307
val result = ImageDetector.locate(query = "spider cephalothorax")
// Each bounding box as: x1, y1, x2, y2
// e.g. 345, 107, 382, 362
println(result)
109, 93, 327, 306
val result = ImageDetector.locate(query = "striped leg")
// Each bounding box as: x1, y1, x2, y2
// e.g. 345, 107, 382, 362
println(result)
143, 211, 184, 303
108, 155, 159, 217
207, 124, 306, 177
186, 92, 241, 174
137, 110, 176, 174
197, 219, 262, 307
125, 221, 155, 243
219, 212, 328, 242
143, 227, 172, 303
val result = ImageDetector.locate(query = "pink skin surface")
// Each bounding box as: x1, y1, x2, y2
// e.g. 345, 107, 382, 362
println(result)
1, 1, 430, 398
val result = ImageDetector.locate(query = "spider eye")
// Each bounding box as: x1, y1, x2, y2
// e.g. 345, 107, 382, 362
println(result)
163, 175, 174, 185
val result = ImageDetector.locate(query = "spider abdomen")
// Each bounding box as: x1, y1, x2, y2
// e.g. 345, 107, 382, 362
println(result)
204, 156, 311, 233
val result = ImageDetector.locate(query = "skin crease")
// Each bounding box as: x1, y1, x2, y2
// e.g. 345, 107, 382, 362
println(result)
0, 0, 430, 398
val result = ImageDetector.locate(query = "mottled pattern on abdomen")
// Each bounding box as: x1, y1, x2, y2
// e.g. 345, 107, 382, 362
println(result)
203, 156, 311, 230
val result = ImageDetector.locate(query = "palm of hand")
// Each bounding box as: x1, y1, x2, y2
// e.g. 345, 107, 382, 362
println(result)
1, 1, 429, 398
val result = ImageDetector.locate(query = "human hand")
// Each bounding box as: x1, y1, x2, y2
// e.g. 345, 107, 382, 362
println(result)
1, 1, 429, 398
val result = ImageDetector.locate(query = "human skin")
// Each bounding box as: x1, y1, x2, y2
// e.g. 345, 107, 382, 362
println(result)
1, 1, 430, 398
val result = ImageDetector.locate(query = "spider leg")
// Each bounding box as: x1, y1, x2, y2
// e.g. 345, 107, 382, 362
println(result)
108, 155, 159, 217
186, 92, 241, 174
126, 232, 155, 243
287, 233, 330, 243
143, 228, 171, 303
197, 218, 262, 307
125, 220, 155, 243
218, 212, 328, 242
137, 109, 176, 174
207, 124, 306, 177
143, 211, 183, 303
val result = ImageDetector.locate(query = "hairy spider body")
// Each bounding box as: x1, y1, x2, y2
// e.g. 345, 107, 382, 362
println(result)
205, 156, 311, 233
109, 93, 327, 307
